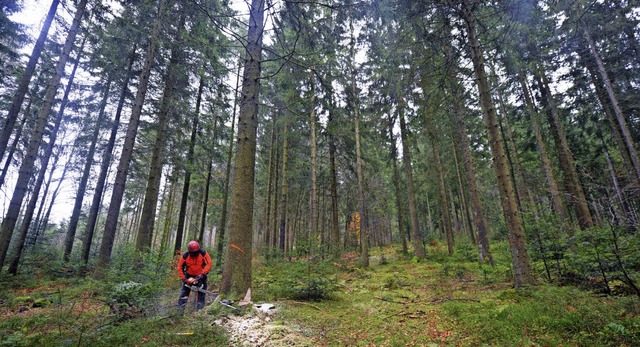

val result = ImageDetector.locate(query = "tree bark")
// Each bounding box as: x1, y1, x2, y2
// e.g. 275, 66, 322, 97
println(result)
99, 0, 163, 266
460, 0, 533, 287
0, 0, 88, 269
279, 117, 289, 252
220, 0, 264, 297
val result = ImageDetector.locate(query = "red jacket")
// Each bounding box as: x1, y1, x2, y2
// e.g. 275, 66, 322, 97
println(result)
177, 249, 213, 280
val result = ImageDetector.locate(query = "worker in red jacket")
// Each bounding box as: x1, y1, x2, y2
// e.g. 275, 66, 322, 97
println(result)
177, 240, 213, 309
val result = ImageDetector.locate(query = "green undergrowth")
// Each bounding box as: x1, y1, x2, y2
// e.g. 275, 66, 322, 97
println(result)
0, 246, 229, 346
256, 242, 640, 346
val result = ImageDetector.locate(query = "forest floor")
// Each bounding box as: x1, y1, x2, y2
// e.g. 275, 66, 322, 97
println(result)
1, 241, 639, 346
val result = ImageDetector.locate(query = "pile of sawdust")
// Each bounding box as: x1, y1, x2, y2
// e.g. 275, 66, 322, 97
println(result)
214, 309, 314, 346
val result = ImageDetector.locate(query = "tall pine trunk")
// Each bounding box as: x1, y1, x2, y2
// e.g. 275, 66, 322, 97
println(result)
99, 1, 163, 266
388, 114, 407, 254
398, 99, 426, 258
535, 70, 593, 229
0, 0, 59, 163
519, 74, 566, 221
64, 76, 112, 261
81, 46, 136, 264
460, 0, 533, 287
137, 11, 186, 252
0, 0, 88, 269
582, 25, 640, 182
220, 0, 264, 297
175, 73, 205, 248
216, 61, 241, 266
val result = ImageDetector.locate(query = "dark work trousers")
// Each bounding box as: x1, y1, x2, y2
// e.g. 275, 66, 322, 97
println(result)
177, 275, 207, 309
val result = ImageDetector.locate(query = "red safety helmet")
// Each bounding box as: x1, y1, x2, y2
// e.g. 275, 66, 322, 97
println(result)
187, 240, 200, 252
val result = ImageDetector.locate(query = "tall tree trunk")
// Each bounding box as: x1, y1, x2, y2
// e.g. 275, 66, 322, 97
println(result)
0, 0, 59, 163
137, 11, 186, 252
64, 76, 112, 261
81, 46, 136, 264
0, 100, 30, 188
582, 25, 640, 182
327, 112, 340, 254
398, 99, 426, 259
519, 74, 566, 221
264, 117, 277, 254
158, 170, 178, 258
10, 143, 73, 274
583, 57, 637, 185
430, 133, 454, 255
452, 143, 475, 244
279, 118, 289, 251
217, 60, 241, 266
220, 0, 263, 297
175, 73, 205, 248
99, 1, 163, 266
309, 76, 318, 259
0, 0, 87, 269
388, 114, 407, 254
7, 33, 85, 273
271, 132, 281, 250
535, 70, 593, 229
460, 0, 533, 287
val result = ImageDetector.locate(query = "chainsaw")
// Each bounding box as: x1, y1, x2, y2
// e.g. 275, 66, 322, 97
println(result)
188, 284, 240, 311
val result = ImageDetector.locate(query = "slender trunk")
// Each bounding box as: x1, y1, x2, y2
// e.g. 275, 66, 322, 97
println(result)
583, 57, 637, 184
536, 70, 593, 229
352, 74, 368, 268
452, 143, 475, 244
519, 74, 566, 221
217, 61, 241, 266
309, 77, 318, 259
99, 1, 163, 266
583, 25, 640, 181
64, 76, 112, 261
430, 133, 454, 255
388, 115, 407, 254
327, 113, 340, 254
279, 119, 289, 251
175, 73, 205, 248
271, 132, 281, 250
220, 0, 263, 297
81, 46, 136, 264
0, 0, 87, 268
460, 0, 533, 286
7, 32, 86, 272
0, 0, 59, 162
264, 117, 277, 254
399, 99, 426, 258
159, 170, 178, 258
0, 100, 30, 188
137, 11, 185, 252
10, 144, 73, 274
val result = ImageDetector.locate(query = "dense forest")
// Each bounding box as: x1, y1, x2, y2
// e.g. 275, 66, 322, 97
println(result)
0, 0, 639, 344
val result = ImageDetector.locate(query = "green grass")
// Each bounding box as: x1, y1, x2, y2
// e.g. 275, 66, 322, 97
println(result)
257, 242, 640, 346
